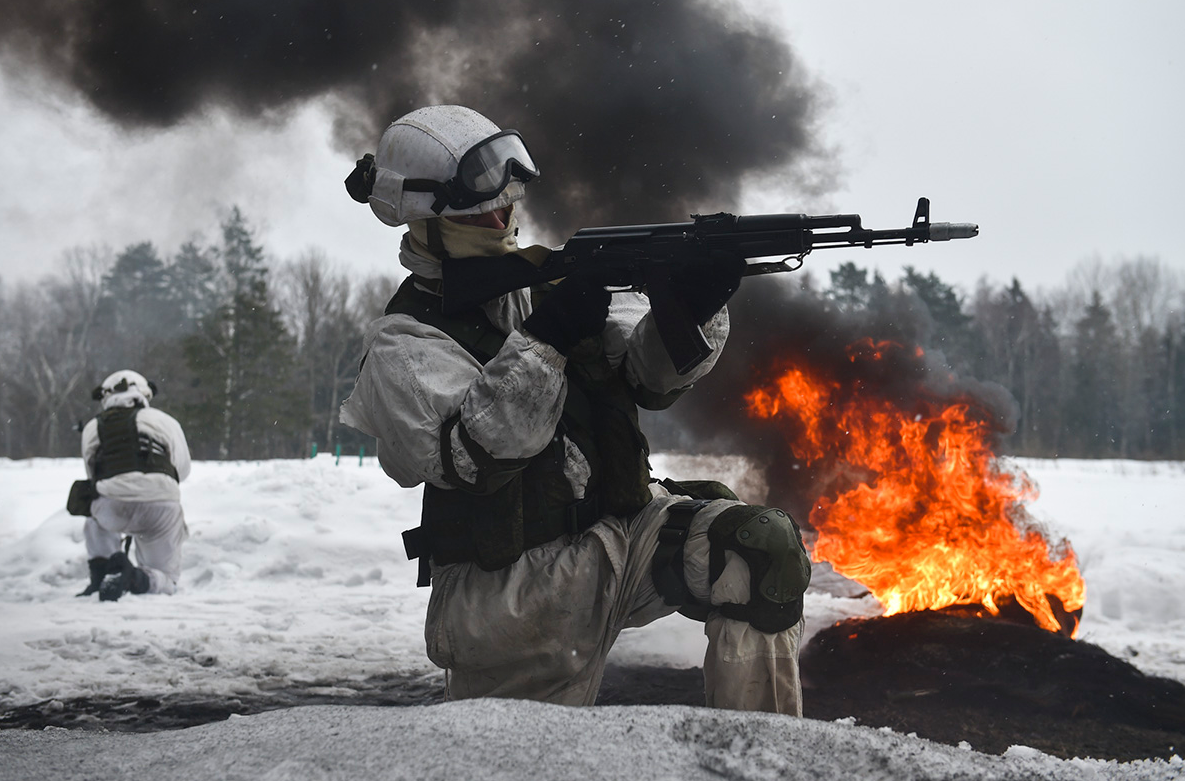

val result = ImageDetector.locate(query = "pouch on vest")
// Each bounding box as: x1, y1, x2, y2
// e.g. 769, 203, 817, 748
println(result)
565, 339, 652, 517
421, 478, 525, 573
67, 480, 97, 517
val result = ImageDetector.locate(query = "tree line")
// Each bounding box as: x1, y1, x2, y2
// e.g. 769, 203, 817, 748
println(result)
817, 258, 1184, 459
0, 207, 396, 461
1, 207, 1181, 461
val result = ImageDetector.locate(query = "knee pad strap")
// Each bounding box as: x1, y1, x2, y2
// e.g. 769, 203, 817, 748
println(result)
651, 499, 713, 622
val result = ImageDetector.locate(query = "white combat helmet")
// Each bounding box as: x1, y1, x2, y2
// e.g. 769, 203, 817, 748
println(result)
92, 370, 155, 405
347, 105, 539, 227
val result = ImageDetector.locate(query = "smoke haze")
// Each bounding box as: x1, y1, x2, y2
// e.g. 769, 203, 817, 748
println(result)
0, 0, 833, 241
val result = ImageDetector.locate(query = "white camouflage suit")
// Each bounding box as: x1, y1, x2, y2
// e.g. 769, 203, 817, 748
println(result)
81, 389, 191, 594
341, 238, 804, 714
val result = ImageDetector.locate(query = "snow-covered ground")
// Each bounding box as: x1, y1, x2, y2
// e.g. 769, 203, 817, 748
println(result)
1, 454, 1183, 779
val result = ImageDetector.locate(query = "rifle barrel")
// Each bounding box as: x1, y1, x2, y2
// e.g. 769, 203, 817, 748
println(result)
928, 222, 979, 241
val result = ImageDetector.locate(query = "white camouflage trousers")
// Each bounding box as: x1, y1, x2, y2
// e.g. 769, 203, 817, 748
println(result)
85, 497, 189, 595
424, 485, 804, 714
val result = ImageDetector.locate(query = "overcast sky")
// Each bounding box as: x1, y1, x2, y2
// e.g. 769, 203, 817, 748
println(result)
1, 1, 1182, 297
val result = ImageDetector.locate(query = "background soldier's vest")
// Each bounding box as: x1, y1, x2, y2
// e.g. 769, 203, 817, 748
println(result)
93, 406, 178, 482
387, 276, 653, 584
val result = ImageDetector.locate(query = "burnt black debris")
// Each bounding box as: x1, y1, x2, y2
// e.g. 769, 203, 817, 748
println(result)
802, 611, 1185, 762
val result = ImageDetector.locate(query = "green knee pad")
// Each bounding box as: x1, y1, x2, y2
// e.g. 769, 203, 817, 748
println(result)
708, 505, 811, 634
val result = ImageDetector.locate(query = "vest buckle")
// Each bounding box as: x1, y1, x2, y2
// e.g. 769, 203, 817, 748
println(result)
565, 493, 601, 536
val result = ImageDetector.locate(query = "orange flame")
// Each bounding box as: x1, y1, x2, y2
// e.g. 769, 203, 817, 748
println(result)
746, 339, 1085, 636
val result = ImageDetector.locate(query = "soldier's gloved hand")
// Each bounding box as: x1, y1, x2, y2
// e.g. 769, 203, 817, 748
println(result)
522, 273, 611, 355
671, 256, 747, 326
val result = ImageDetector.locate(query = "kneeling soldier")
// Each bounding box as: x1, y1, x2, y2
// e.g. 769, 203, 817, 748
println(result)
77, 370, 191, 602
340, 105, 811, 713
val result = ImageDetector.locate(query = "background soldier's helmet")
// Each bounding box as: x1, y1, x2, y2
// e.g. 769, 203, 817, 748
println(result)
91, 370, 155, 404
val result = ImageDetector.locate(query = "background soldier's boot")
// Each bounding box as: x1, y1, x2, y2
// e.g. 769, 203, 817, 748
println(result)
98, 551, 151, 602
76, 557, 109, 597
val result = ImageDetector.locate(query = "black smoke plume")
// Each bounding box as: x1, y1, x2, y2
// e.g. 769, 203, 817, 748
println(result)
647, 277, 1019, 522
5, 1, 1025, 536
0, 0, 833, 241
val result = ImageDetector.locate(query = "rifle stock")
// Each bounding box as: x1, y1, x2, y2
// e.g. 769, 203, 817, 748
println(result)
442, 197, 978, 373
440, 253, 557, 316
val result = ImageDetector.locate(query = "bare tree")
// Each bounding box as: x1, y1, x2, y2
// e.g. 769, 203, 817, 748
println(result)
971, 278, 1062, 455
353, 270, 406, 319
1106, 257, 1182, 456
1166, 295, 1185, 455
4, 246, 112, 455
276, 250, 381, 454
0, 276, 17, 456
1111, 256, 1180, 336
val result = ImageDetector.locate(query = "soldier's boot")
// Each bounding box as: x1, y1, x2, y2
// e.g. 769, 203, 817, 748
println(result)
98, 551, 151, 602
76, 557, 109, 597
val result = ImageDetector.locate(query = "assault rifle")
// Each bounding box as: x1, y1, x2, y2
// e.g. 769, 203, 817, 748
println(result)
443, 197, 978, 375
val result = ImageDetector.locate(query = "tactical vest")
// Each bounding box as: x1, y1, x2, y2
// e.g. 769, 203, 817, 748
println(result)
92, 406, 179, 482
388, 275, 653, 585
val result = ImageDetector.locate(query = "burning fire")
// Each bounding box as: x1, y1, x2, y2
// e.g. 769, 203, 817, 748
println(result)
745, 338, 1086, 636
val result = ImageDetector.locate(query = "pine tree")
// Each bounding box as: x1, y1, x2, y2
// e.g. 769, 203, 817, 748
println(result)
1031, 305, 1064, 456
901, 266, 981, 378
827, 262, 871, 311
166, 240, 221, 335
1166, 321, 1185, 457
824, 262, 888, 310
1066, 291, 1122, 456
94, 242, 170, 371
182, 207, 305, 459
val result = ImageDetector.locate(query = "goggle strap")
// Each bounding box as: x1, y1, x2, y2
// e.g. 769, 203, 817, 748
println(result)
403, 178, 442, 193
404, 178, 453, 215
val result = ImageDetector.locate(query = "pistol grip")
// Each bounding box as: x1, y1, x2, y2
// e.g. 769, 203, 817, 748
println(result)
645, 265, 712, 375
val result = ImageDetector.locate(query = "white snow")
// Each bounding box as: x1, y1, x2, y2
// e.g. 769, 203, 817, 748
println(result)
1, 454, 1183, 779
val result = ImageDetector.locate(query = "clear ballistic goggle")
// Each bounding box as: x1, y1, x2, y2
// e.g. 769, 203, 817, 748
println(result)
403, 130, 540, 215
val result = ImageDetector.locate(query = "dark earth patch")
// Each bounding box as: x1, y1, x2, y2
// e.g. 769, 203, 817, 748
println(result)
801, 611, 1185, 762
3, 612, 1183, 762
0, 671, 447, 733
